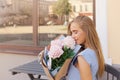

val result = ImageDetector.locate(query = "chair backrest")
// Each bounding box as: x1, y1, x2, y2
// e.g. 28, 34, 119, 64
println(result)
105, 64, 120, 80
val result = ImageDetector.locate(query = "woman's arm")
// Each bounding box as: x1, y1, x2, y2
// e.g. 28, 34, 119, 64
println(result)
77, 56, 92, 80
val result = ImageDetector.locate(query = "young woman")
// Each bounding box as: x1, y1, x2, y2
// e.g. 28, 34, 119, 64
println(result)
66, 15, 105, 80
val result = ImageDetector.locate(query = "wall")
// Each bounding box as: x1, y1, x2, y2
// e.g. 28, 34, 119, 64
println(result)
0, 53, 37, 80
96, 0, 110, 64
96, 0, 120, 64
107, 0, 120, 64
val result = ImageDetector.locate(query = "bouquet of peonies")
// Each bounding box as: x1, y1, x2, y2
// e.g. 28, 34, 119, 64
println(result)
39, 35, 81, 80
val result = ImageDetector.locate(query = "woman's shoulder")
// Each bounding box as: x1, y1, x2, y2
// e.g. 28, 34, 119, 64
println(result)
79, 48, 96, 56
77, 48, 97, 64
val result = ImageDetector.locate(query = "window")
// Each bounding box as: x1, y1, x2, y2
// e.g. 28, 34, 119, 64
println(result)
73, 5, 76, 12
80, 5, 82, 12
85, 5, 88, 11
0, 0, 95, 55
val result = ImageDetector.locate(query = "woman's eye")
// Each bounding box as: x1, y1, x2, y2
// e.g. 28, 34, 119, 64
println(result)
71, 31, 78, 35
74, 31, 78, 34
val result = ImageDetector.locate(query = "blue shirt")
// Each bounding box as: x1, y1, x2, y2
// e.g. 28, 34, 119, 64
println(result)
66, 48, 98, 80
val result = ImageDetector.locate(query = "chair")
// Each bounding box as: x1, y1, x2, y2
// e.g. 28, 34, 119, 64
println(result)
104, 64, 120, 80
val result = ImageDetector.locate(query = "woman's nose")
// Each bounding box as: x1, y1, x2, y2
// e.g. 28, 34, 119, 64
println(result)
72, 34, 76, 39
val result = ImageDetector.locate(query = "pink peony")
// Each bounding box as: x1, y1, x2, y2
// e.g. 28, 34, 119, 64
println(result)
62, 36, 75, 49
44, 36, 77, 75
51, 39, 63, 48
48, 45, 64, 59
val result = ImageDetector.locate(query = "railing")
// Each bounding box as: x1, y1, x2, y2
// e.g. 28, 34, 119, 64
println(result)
98, 64, 120, 80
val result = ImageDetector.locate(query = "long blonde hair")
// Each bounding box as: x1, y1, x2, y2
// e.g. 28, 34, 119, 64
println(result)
68, 15, 105, 77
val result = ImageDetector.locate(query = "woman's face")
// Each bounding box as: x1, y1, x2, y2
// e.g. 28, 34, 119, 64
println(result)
70, 22, 86, 45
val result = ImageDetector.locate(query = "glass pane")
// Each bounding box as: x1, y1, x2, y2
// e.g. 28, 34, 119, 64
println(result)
0, 0, 33, 46
38, 0, 93, 47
